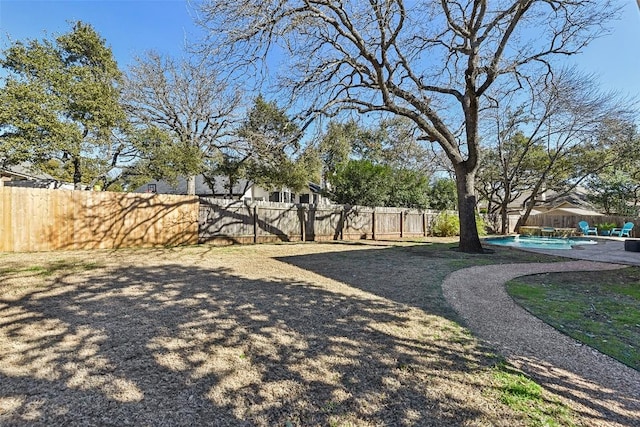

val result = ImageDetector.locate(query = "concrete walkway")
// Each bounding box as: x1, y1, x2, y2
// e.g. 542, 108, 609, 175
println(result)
442, 260, 640, 427
523, 237, 640, 266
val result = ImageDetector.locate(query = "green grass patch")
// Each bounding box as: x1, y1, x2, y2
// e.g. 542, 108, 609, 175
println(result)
492, 363, 576, 427
506, 268, 640, 371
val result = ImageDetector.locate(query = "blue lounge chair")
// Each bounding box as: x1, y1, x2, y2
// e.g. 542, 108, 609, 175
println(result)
611, 222, 634, 237
578, 221, 597, 236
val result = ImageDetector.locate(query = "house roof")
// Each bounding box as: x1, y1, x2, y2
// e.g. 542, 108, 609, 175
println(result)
0, 162, 77, 189
502, 186, 601, 214
0, 163, 56, 181
541, 189, 594, 210
308, 182, 323, 194
538, 206, 604, 217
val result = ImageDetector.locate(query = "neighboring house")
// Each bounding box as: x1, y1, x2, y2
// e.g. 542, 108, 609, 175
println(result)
480, 186, 603, 233
0, 163, 75, 190
529, 201, 603, 218
136, 175, 250, 198
135, 175, 327, 205
494, 186, 600, 216
524, 187, 603, 217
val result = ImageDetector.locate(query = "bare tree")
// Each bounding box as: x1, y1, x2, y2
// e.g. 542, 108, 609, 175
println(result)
478, 69, 635, 234
194, 0, 619, 252
123, 52, 241, 195
514, 79, 636, 230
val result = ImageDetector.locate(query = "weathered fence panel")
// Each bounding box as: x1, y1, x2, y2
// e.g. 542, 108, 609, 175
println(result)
404, 211, 426, 236
198, 198, 439, 245
375, 207, 402, 239
199, 198, 255, 244
305, 205, 343, 241
200, 199, 305, 244
343, 206, 374, 240
0, 187, 199, 252
255, 201, 304, 242
1, 189, 449, 252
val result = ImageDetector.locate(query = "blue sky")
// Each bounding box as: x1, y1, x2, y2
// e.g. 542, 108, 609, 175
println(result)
1, 0, 639, 98
0, 0, 199, 67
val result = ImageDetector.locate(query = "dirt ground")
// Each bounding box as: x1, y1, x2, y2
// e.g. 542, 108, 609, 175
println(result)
0, 241, 579, 426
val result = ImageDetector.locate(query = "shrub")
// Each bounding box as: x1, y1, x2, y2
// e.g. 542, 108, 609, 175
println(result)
432, 211, 460, 237
431, 211, 489, 237
596, 222, 616, 232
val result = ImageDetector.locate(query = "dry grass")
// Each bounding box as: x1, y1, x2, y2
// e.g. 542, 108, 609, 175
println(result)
0, 241, 571, 426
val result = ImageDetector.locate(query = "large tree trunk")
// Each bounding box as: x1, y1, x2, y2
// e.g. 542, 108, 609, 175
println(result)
500, 181, 510, 235
73, 156, 83, 190
227, 175, 236, 199
187, 175, 196, 196
517, 201, 536, 234
454, 164, 483, 253
501, 204, 509, 235
515, 170, 549, 233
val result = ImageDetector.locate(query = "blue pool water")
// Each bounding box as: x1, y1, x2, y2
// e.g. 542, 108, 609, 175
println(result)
485, 235, 598, 250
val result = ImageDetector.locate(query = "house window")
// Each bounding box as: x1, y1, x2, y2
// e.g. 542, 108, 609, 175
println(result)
299, 194, 310, 204
147, 184, 157, 193
269, 192, 281, 202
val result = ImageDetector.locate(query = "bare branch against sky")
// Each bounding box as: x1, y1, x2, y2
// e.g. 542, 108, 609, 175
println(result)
195, 0, 622, 252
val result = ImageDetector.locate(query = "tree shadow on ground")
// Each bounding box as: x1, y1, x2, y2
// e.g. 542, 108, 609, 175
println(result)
276, 243, 459, 318
275, 244, 640, 426
275, 242, 553, 319
0, 254, 509, 426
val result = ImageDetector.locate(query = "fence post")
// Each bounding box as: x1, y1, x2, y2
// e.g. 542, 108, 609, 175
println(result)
253, 205, 258, 244
340, 206, 345, 240
299, 205, 306, 242
400, 210, 404, 238
372, 210, 376, 240
422, 212, 427, 237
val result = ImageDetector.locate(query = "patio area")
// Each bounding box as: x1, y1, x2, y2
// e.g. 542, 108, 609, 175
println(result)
520, 237, 640, 266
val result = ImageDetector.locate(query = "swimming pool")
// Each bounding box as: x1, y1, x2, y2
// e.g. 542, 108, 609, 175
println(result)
484, 235, 598, 250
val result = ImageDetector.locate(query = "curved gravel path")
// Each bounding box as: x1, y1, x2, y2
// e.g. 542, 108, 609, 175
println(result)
442, 261, 640, 427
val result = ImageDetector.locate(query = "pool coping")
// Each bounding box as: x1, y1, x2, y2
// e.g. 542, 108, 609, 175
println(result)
483, 234, 600, 251
483, 235, 640, 266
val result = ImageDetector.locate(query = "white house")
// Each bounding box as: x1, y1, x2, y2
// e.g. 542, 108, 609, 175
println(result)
135, 175, 327, 204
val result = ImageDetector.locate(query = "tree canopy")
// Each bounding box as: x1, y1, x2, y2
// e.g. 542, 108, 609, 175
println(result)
586, 123, 640, 216
316, 119, 432, 208
203, 95, 318, 196
235, 95, 308, 192
0, 21, 127, 189
429, 178, 457, 211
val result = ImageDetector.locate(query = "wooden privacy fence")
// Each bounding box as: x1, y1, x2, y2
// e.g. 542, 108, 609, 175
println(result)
0, 187, 199, 252
1, 188, 444, 252
198, 198, 440, 245
525, 213, 639, 238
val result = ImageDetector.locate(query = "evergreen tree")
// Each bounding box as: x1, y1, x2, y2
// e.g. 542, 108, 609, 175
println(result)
0, 22, 127, 189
